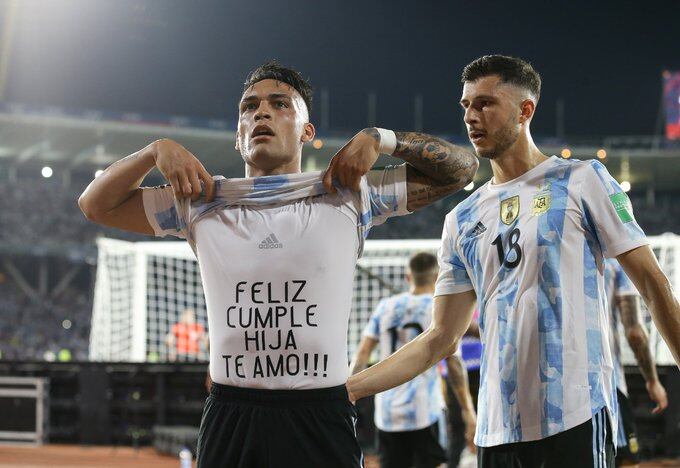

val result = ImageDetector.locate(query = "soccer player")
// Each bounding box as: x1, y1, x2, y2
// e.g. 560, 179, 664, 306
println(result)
78, 61, 478, 467
350, 252, 476, 468
347, 55, 680, 468
604, 258, 668, 466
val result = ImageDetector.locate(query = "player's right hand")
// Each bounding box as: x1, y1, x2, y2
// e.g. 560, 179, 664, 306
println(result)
646, 379, 668, 414
153, 139, 216, 202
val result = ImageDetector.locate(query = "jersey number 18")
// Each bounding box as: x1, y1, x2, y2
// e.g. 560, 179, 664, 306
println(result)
491, 228, 522, 269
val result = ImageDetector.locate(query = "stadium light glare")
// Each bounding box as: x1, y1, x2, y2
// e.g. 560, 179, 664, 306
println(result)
464, 181, 474, 191
41, 166, 53, 178
621, 180, 631, 192
597, 149, 607, 159
95, 169, 104, 178
62, 319, 72, 330
560, 148, 571, 158
312, 139, 324, 149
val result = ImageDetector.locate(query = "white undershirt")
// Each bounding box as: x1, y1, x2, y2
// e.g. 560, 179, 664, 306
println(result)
143, 166, 409, 388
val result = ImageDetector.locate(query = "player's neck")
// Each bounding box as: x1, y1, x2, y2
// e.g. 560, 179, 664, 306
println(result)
245, 158, 302, 177
411, 285, 434, 295
490, 133, 548, 185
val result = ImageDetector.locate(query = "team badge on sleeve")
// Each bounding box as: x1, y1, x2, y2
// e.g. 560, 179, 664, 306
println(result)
609, 192, 633, 223
500, 196, 520, 225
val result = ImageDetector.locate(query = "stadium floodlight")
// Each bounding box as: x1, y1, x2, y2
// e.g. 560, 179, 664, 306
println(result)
312, 139, 324, 149
62, 319, 72, 330
560, 148, 571, 158
95, 169, 104, 178
621, 180, 631, 192
464, 181, 475, 191
41, 166, 53, 178
597, 149, 607, 159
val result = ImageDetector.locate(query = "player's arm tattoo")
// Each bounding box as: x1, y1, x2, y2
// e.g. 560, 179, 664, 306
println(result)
368, 130, 478, 211
618, 295, 659, 384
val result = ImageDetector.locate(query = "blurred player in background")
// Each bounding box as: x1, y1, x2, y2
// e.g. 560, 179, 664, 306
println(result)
78, 61, 478, 467
347, 55, 680, 468
165, 308, 208, 362
351, 252, 476, 468
604, 258, 668, 466
441, 312, 481, 467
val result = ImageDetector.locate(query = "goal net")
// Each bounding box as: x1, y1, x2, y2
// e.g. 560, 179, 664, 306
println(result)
89, 236, 679, 366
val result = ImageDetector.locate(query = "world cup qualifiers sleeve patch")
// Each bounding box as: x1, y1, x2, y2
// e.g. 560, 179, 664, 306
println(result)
609, 192, 633, 223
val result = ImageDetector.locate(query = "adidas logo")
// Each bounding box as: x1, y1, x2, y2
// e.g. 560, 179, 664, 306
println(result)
468, 221, 487, 237
259, 233, 283, 250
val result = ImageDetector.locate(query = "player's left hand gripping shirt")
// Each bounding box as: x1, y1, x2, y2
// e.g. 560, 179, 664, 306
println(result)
434, 156, 648, 447
142, 166, 409, 389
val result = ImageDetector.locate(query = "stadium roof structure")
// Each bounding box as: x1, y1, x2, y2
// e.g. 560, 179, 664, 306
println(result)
1, 103, 680, 190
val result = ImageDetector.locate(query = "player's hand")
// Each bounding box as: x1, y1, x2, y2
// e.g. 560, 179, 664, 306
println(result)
462, 409, 477, 454
646, 379, 668, 414
345, 382, 358, 405
153, 138, 216, 202
323, 129, 380, 193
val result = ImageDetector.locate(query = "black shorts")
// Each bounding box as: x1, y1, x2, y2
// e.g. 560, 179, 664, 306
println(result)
477, 408, 614, 468
615, 389, 641, 465
197, 383, 363, 468
377, 422, 447, 468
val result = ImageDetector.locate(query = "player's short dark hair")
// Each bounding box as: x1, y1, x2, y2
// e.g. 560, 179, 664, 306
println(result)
244, 61, 313, 116
461, 55, 541, 100
409, 252, 438, 286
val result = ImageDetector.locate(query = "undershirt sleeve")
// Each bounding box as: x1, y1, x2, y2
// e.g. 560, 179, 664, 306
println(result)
364, 164, 410, 226
141, 185, 188, 239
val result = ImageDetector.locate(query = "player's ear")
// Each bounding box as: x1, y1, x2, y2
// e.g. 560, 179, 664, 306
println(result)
301, 122, 315, 143
519, 99, 536, 124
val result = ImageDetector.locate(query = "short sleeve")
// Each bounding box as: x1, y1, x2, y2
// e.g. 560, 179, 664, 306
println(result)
363, 164, 410, 226
362, 301, 384, 339
614, 262, 638, 297
434, 213, 474, 296
580, 161, 648, 258
142, 185, 188, 239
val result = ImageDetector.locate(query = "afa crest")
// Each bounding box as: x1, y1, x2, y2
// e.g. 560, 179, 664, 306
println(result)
532, 194, 551, 216
500, 196, 520, 225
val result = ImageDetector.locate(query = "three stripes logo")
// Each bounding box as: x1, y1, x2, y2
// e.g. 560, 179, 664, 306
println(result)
259, 233, 283, 250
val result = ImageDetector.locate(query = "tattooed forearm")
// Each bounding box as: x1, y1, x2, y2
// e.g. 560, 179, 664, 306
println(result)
366, 130, 478, 211
405, 166, 463, 211
393, 131, 477, 186
619, 296, 659, 383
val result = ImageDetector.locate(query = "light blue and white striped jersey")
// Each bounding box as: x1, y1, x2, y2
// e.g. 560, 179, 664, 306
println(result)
603, 258, 638, 396
363, 292, 443, 432
435, 156, 648, 447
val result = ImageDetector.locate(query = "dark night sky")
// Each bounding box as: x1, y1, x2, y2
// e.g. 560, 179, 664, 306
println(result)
4, 0, 679, 137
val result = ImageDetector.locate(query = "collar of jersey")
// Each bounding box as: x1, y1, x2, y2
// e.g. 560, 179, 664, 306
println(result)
485, 155, 558, 191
